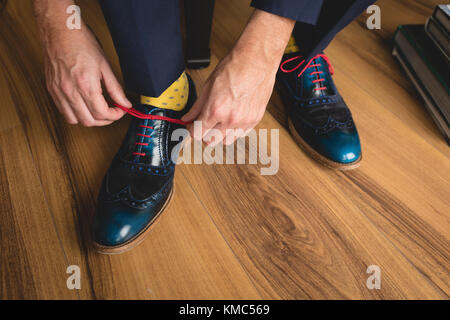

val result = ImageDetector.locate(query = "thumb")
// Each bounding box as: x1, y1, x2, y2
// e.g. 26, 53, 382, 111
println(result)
181, 99, 203, 122
101, 63, 132, 108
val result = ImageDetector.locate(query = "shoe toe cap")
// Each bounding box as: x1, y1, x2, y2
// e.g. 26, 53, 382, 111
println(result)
318, 130, 361, 164
93, 203, 153, 247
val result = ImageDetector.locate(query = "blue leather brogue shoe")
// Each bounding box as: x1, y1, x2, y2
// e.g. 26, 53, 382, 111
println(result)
93, 75, 196, 254
277, 53, 362, 170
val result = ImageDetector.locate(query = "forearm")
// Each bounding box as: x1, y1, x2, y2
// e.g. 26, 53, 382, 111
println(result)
233, 9, 295, 70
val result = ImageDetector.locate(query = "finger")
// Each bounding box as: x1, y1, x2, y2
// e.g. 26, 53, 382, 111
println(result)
224, 127, 245, 146
80, 86, 126, 122
181, 98, 203, 123
242, 127, 254, 137
49, 87, 79, 125
101, 63, 132, 108
184, 97, 218, 140
66, 91, 112, 127
203, 123, 227, 146
195, 112, 218, 141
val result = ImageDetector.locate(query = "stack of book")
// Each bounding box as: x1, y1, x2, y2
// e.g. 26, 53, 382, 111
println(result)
393, 4, 450, 145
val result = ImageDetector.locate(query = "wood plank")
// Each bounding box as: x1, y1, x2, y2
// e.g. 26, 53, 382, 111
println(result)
1, 0, 260, 299
327, 69, 450, 295
0, 0, 448, 300
183, 43, 448, 298
204, 0, 449, 297
49, 118, 261, 299
0, 3, 97, 299
181, 113, 446, 298
0, 127, 78, 299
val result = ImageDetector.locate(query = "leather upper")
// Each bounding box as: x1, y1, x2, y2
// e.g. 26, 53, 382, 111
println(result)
93, 75, 196, 247
277, 53, 361, 164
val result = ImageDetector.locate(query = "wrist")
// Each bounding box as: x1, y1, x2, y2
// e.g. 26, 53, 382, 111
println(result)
33, 0, 79, 42
233, 9, 295, 69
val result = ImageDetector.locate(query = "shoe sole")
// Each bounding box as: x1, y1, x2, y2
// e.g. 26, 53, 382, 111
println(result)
92, 186, 174, 255
288, 118, 361, 171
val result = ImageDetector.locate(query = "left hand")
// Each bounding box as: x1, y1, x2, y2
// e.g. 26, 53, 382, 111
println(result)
181, 46, 277, 146
181, 10, 295, 146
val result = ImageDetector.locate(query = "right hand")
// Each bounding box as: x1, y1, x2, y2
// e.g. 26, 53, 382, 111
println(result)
41, 23, 131, 126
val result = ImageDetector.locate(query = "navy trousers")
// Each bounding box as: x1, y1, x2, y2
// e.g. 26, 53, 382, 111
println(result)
99, 0, 376, 97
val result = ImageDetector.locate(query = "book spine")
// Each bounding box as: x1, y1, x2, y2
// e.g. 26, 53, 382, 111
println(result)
425, 17, 450, 60
392, 46, 450, 144
434, 5, 450, 34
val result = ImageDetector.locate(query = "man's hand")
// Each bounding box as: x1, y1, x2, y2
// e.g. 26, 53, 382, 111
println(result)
34, 0, 131, 126
182, 10, 295, 145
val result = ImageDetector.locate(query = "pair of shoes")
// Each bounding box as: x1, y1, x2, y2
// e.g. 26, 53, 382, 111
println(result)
277, 52, 362, 169
92, 74, 196, 254
92, 54, 362, 253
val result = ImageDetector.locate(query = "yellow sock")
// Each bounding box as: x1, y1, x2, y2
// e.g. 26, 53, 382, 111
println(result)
285, 36, 300, 54
141, 71, 189, 111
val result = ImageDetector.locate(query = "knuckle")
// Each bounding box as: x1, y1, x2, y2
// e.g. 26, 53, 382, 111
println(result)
81, 119, 94, 127
74, 69, 90, 83
76, 77, 90, 92
60, 80, 73, 95
227, 118, 237, 128
101, 121, 113, 126
214, 97, 228, 110
228, 114, 240, 126
91, 110, 105, 120
66, 118, 78, 125
210, 106, 225, 119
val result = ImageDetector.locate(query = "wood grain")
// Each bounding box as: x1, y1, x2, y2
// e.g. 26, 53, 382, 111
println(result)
0, 0, 448, 299
0, 0, 260, 300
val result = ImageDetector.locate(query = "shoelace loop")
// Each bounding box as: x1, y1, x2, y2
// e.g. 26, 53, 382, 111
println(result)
280, 53, 335, 92
113, 103, 191, 157
114, 103, 191, 125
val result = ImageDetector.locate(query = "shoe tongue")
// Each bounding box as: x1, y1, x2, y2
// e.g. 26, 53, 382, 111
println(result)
301, 57, 336, 98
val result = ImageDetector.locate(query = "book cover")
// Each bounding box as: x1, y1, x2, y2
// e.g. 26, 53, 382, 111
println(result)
434, 4, 450, 33
393, 25, 450, 143
425, 16, 450, 60
393, 47, 450, 144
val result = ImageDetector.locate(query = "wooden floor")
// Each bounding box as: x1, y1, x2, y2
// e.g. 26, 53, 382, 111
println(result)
0, 0, 448, 299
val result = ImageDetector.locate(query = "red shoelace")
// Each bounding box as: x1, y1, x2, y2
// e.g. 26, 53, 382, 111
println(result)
114, 103, 190, 125
280, 53, 335, 92
114, 103, 191, 157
